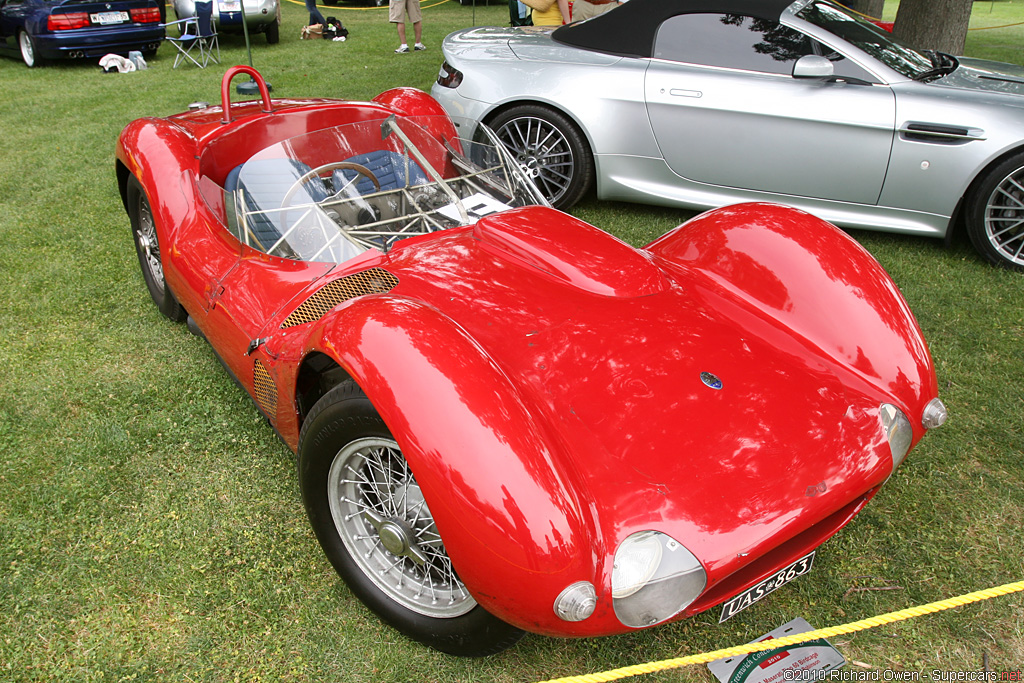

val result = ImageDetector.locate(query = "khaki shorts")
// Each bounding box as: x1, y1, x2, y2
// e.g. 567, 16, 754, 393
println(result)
389, 0, 422, 23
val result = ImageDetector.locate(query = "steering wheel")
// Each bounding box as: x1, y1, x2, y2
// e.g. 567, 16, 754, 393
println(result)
281, 161, 381, 208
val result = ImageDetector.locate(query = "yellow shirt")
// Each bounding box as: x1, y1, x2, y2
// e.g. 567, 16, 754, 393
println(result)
531, 3, 562, 25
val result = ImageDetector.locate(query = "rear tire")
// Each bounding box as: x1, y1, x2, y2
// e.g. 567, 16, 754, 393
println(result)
488, 104, 593, 210
265, 19, 280, 44
298, 382, 524, 656
966, 151, 1024, 271
127, 176, 187, 321
19, 31, 37, 68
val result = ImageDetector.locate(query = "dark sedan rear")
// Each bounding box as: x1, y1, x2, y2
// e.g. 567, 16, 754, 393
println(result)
0, 0, 164, 67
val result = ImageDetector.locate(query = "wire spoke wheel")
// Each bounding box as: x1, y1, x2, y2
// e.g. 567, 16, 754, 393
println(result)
983, 168, 1024, 267
327, 437, 476, 619
135, 193, 166, 295
495, 115, 576, 206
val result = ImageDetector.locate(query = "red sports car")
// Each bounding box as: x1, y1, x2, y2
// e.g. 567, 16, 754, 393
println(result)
115, 67, 947, 656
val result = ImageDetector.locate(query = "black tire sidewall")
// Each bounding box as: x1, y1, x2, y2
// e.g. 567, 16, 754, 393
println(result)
297, 382, 524, 656
967, 153, 1024, 271
127, 176, 187, 321
488, 104, 593, 211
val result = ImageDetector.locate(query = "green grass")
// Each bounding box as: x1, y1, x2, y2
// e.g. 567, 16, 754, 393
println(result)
1, 1, 1023, 681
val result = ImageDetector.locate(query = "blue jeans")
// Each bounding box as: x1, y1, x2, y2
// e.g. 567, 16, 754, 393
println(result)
305, 0, 326, 26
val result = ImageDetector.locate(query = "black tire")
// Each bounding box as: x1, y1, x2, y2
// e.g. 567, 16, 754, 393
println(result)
487, 104, 593, 211
298, 382, 524, 656
19, 30, 38, 68
127, 176, 188, 321
966, 151, 1024, 271
265, 19, 280, 44
323, 0, 337, 5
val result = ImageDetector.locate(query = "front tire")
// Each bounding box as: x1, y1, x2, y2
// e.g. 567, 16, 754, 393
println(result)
488, 104, 593, 210
966, 152, 1024, 271
127, 176, 187, 321
298, 382, 524, 656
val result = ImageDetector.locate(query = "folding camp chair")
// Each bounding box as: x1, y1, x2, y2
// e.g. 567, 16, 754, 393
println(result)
164, 0, 220, 68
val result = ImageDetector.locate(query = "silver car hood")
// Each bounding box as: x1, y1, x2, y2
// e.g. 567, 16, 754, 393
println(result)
444, 26, 621, 65
933, 57, 1024, 96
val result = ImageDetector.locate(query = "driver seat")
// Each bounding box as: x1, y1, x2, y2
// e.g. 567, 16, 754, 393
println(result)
225, 158, 330, 252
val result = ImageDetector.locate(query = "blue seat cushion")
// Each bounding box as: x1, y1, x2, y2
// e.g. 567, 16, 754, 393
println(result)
332, 150, 429, 196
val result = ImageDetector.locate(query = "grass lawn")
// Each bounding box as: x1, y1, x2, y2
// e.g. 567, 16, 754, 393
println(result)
0, 1, 1022, 681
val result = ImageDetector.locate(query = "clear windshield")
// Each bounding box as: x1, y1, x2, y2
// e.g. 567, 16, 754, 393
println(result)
797, 0, 933, 79
201, 115, 548, 264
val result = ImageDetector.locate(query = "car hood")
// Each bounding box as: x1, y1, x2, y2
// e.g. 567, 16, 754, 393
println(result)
442, 25, 622, 65
933, 57, 1024, 96
382, 209, 894, 568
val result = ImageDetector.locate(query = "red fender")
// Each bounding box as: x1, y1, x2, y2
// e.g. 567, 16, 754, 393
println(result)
306, 295, 607, 635
646, 202, 938, 438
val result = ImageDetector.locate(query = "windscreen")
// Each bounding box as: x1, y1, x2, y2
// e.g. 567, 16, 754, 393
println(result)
199, 115, 548, 264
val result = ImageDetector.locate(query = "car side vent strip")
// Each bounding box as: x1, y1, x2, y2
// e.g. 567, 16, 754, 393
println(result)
280, 268, 399, 329
253, 360, 278, 418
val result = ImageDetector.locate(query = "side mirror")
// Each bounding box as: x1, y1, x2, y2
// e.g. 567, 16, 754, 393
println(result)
793, 54, 835, 79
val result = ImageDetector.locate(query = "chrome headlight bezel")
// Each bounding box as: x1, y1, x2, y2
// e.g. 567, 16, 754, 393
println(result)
880, 403, 913, 473
611, 531, 707, 629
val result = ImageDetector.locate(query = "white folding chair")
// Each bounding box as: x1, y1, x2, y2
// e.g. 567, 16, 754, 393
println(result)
164, 0, 219, 68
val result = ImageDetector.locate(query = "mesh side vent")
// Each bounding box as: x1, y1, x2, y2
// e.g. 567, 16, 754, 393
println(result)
253, 360, 278, 418
281, 268, 399, 329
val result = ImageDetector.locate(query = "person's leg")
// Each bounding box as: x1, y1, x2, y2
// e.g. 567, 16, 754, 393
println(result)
397, 22, 407, 44
305, 0, 326, 25
413, 20, 422, 44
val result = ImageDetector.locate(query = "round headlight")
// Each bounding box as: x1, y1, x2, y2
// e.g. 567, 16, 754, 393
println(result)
611, 531, 706, 629
880, 403, 913, 472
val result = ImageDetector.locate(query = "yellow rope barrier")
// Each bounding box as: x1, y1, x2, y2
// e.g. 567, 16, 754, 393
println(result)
535, 579, 1024, 683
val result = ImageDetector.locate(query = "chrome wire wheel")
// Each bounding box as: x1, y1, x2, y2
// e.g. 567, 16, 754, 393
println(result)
983, 167, 1024, 268
135, 193, 166, 295
327, 437, 476, 619
495, 115, 576, 207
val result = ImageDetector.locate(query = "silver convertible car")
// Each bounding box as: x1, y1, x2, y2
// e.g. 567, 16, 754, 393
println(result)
432, 0, 1024, 270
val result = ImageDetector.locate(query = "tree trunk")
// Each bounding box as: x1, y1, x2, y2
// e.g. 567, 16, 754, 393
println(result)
846, 0, 885, 22
892, 0, 973, 54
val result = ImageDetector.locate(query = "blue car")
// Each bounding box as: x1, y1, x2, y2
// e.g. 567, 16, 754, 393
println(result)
0, 0, 164, 67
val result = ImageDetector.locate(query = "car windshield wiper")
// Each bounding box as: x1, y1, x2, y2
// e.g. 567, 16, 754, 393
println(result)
914, 50, 959, 82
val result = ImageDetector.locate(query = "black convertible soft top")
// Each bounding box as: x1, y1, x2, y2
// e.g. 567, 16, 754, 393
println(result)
551, 0, 796, 59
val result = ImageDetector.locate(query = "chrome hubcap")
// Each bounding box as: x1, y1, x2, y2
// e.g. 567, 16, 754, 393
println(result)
136, 197, 165, 293
327, 437, 475, 618
984, 167, 1024, 266
495, 116, 574, 205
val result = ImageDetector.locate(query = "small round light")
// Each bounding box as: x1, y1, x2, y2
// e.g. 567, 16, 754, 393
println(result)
553, 581, 597, 622
921, 398, 948, 430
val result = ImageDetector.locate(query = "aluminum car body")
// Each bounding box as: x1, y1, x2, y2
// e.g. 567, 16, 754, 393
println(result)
432, 0, 1024, 266
171, 0, 277, 36
116, 68, 944, 649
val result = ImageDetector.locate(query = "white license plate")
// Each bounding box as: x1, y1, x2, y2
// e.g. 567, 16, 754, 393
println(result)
219, 1, 241, 10
91, 10, 129, 24
719, 551, 815, 623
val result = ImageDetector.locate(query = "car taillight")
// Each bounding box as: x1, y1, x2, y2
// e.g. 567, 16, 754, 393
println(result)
436, 61, 463, 89
48, 12, 90, 30
130, 7, 162, 23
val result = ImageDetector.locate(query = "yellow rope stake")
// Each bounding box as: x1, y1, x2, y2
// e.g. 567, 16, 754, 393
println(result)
535, 579, 1024, 683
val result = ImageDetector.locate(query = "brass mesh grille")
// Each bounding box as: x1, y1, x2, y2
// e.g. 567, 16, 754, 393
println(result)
253, 360, 278, 417
280, 268, 399, 329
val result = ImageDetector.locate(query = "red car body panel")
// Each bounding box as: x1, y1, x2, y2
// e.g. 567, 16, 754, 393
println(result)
116, 73, 941, 638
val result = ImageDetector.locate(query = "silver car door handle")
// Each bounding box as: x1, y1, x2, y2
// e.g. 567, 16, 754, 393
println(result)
668, 88, 702, 98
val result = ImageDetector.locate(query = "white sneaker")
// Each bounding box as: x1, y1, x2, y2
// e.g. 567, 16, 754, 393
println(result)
414, 42, 426, 51
395, 44, 409, 53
